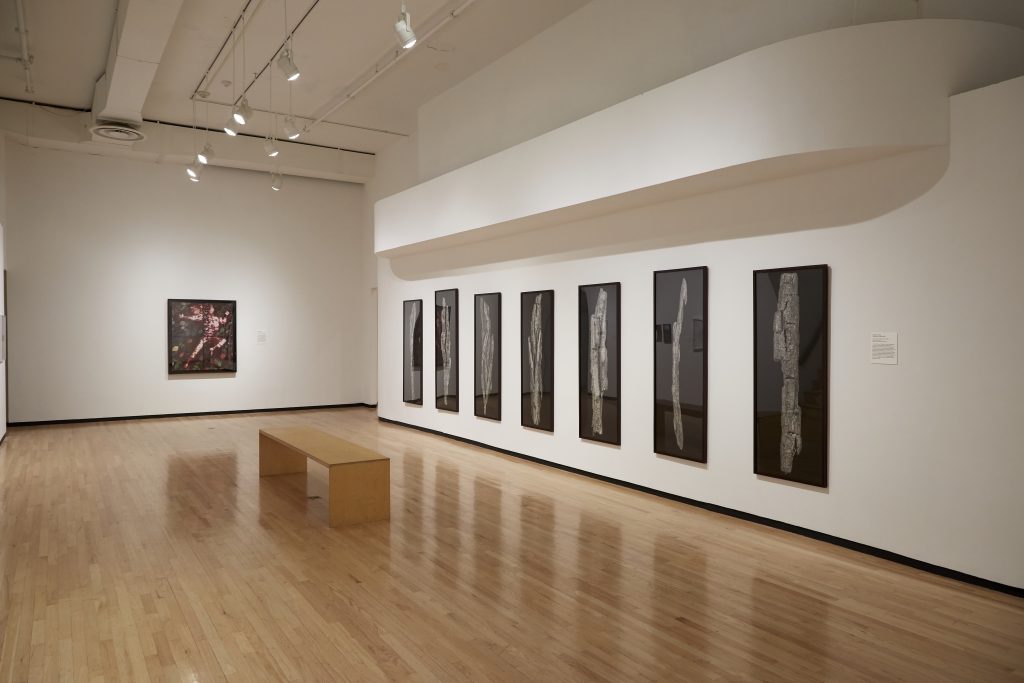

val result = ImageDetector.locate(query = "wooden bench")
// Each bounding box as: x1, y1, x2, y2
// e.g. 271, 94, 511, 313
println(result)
258, 427, 390, 527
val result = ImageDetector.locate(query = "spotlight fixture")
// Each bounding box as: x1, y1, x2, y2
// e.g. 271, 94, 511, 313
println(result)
264, 139, 280, 157
197, 143, 215, 165
186, 163, 202, 181
282, 117, 301, 140
224, 116, 239, 136
232, 97, 253, 125
277, 48, 300, 81
395, 3, 416, 49
271, 172, 283, 191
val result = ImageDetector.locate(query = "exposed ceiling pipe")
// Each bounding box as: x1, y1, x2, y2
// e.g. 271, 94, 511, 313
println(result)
13, 0, 34, 94
303, 0, 479, 136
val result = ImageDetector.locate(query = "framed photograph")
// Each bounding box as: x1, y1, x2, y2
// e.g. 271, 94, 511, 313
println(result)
653, 267, 708, 462
403, 299, 423, 405
168, 299, 236, 374
0, 313, 6, 365
753, 264, 829, 487
521, 289, 554, 431
579, 282, 621, 445
474, 293, 502, 421
435, 289, 459, 412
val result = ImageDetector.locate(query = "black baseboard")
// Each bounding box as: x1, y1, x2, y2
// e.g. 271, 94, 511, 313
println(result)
379, 416, 1022, 599
9, 403, 378, 428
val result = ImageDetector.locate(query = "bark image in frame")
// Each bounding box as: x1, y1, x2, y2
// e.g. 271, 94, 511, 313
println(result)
521, 289, 554, 432
474, 292, 502, 421
579, 283, 621, 445
435, 289, 459, 412
168, 299, 236, 374
403, 299, 423, 405
653, 267, 708, 462
753, 264, 829, 487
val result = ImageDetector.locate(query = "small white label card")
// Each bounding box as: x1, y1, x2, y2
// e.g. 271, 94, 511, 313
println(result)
256, 330, 268, 345
871, 332, 898, 365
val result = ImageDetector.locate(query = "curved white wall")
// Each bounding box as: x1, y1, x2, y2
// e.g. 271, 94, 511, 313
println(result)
375, 20, 1024, 255
376, 61, 1024, 588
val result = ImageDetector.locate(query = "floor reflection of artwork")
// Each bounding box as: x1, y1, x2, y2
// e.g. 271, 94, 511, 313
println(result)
168, 299, 236, 374
403, 299, 423, 405
521, 290, 554, 431
753, 264, 829, 487
474, 293, 502, 421
435, 289, 459, 412
654, 267, 707, 462
579, 283, 621, 445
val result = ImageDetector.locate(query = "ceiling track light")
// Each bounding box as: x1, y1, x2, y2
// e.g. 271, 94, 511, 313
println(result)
264, 139, 280, 157
282, 117, 301, 140
186, 163, 202, 181
232, 97, 253, 125
277, 48, 300, 81
395, 3, 417, 49
197, 142, 215, 165
224, 116, 239, 136
271, 172, 283, 191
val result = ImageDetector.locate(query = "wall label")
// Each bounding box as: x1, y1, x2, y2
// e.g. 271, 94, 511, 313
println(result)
256, 330, 268, 345
871, 332, 898, 365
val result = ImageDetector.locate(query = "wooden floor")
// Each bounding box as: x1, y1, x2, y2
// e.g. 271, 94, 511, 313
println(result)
0, 409, 1021, 682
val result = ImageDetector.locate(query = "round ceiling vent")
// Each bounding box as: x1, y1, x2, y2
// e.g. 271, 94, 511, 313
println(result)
90, 124, 147, 143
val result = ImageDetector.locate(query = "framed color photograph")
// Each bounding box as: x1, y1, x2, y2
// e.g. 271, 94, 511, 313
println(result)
521, 289, 554, 431
403, 299, 423, 405
168, 299, 236, 374
653, 267, 708, 462
753, 264, 829, 487
474, 292, 502, 421
435, 289, 459, 412
579, 282, 621, 445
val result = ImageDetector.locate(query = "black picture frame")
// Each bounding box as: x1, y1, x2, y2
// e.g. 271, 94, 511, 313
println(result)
435, 289, 459, 412
579, 282, 621, 445
653, 267, 708, 462
167, 299, 237, 374
403, 299, 423, 405
753, 264, 829, 487
521, 289, 554, 432
474, 293, 502, 421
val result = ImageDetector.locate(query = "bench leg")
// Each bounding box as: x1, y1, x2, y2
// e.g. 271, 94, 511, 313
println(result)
328, 460, 391, 526
259, 434, 308, 476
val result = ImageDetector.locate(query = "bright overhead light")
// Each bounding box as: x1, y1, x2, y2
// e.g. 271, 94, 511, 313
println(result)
197, 143, 215, 165
395, 4, 416, 49
223, 116, 239, 136
271, 172, 283, 191
264, 139, 280, 157
282, 117, 301, 140
277, 48, 300, 81
232, 97, 253, 125
186, 163, 202, 181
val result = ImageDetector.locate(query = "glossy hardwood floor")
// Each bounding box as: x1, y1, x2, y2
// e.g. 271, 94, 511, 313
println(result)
0, 408, 1021, 682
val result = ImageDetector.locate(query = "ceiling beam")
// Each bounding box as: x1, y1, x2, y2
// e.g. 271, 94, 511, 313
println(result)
92, 0, 186, 124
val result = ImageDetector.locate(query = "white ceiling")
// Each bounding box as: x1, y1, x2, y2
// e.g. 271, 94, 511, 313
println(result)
0, 0, 589, 153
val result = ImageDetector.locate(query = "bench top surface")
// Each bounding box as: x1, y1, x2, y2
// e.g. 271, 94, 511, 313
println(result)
259, 427, 389, 467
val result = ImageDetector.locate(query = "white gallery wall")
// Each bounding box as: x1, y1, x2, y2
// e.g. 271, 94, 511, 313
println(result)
374, 9, 1024, 592
378, 77, 1024, 589
0, 135, 7, 439
5, 144, 367, 422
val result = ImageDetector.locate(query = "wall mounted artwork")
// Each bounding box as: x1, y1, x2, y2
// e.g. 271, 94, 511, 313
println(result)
653, 267, 708, 462
579, 283, 621, 445
521, 290, 554, 431
167, 299, 236, 374
435, 289, 459, 412
474, 292, 502, 421
403, 299, 423, 405
753, 265, 829, 487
